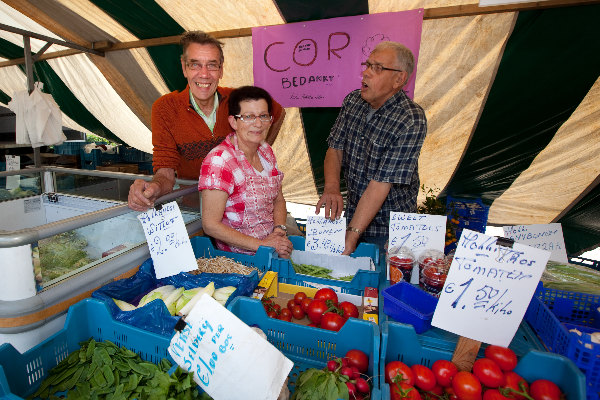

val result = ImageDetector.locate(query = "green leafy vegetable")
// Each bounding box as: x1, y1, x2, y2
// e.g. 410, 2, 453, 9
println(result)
291, 261, 354, 282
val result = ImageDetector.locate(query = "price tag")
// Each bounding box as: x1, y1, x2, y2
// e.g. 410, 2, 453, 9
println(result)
431, 229, 550, 347
305, 215, 346, 255
169, 294, 293, 400
5, 155, 20, 190
388, 212, 447, 283
137, 201, 197, 279
503, 223, 568, 264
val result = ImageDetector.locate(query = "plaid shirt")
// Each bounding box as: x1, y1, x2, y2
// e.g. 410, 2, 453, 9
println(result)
327, 89, 427, 237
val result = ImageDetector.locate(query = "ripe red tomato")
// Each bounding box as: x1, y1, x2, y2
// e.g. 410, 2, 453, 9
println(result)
484, 345, 518, 372
529, 379, 562, 400
290, 304, 305, 320
300, 297, 312, 313
267, 310, 278, 318
294, 291, 307, 304
452, 371, 482, 400
501, 371, 529, 400
411, 364, 436, 391
390, 382, 422, 400
306, 299, 328, 324
472, 358, 505, 388
314, 287, 338, 305
483, 389, 507, 400
339, 301, 359, 319
287, 299, 296, 310
345, 349, 369, 373
422, 384, 444, 400
385, 361, 415, 386
431, 359, 458, 387
279, 308, 292, 321
320, 312, 345, 331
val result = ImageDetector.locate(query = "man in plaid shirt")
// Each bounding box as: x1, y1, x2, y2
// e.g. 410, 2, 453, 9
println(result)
316, 41, 427, 254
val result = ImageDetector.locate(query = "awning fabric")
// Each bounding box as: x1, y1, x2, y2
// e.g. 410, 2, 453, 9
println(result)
0, 0, 598, 255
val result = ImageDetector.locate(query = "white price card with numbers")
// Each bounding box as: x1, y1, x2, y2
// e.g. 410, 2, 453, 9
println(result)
169, 294, 293, 400
431, 229, 550, 347
137, 201, 197, 279
503, 223, 568, 264
5, 155, 20, 190
306, 215, 346, 255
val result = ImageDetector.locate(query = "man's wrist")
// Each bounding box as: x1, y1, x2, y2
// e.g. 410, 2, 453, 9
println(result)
346, 226, 363, 236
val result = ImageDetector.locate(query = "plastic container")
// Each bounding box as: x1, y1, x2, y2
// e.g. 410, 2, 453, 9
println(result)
525, 285, 600, 399
381, 281, 437, 333
271, 235, 381, 295
0, 298, 173, 399
445, 196, 490, 254
380, 320, 586, 400
52, 140, 87, 155
120, 146, 153, 163
227, 296, 382, 398
417, 249, 445, 275
387, 246, 414, 284
419, 255, 450, 297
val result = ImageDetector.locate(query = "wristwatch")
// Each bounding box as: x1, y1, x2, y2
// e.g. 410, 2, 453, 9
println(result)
274, 224, 287, 233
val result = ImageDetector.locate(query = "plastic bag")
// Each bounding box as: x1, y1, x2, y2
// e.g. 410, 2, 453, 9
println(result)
92, 257, 259, 336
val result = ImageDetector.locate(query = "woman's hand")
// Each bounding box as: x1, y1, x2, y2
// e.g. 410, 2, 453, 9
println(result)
262, 232, 294, 258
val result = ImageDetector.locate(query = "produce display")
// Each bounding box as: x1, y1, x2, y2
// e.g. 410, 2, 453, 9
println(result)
191, 256, 259, 275
541, 260, 600, 295
292, 349, 373, 400
385, 345, 567, 400
291, 260, 354, 281
29, 337, 206, 400
38, 230, 92, 283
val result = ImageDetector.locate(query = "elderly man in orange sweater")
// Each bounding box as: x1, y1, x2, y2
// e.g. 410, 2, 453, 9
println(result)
128, 31, 285, 211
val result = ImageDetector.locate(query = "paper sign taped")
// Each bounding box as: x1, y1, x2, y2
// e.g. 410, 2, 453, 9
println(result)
137, 201, 197, 279
169, 294, 293, 400
306, 216, 346, 255
503, 223, 568, 264
431, 229, 550, 347
5, 155, 20, 190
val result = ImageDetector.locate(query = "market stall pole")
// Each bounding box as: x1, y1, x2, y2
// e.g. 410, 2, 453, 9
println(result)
452, 336, 482, 371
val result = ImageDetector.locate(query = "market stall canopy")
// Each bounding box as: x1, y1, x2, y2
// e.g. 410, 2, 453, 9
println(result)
0, 0, 598, 256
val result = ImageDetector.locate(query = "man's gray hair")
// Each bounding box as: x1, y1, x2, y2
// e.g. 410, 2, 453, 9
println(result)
373, 41, 415, 78
180, 31, 224, 64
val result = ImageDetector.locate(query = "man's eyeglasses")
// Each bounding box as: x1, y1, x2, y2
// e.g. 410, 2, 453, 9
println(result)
361, 61, 403, 74
186, 62, 221, 71
234, 114, 273, 123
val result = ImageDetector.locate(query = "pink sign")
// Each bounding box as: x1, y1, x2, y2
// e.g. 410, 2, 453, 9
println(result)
252, 10, 424, 108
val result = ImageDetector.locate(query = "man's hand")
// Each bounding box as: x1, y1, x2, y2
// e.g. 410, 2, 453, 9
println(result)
128, 179, 161, 211
261, 232, 293, 258
315, 190, 344, 221
342, 230, 360, 255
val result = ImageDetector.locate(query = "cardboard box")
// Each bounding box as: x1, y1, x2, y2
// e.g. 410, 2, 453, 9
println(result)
362, 287, 379, 324
251, 271, 278, 300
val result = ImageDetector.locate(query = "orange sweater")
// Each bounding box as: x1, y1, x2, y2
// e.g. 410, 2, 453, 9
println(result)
151, 86, 283, 180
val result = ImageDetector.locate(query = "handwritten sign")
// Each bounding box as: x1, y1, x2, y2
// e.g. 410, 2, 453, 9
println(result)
137, 201, 196, 279
388, 212, 446, 283
169, 294, 293, 400
305, 216, 346, 254
252, 10, 423, 107
5, 155, 20, 190
431, 229, 550, 347
503, 223, 568, 264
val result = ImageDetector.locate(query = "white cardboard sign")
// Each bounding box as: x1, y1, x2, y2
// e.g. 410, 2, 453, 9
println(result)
169, 294, 293, 400
305, 215, 346, 254
431, 229, 550, 347
388, 212, 447, 283
5, 155, 20, 190
137, 201, 197, 279
503, 223, 568, 264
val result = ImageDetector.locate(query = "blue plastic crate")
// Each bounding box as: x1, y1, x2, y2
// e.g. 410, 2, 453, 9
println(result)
120, 146, 153, 163
525, 286, 600, 399
79, 148, 101, 170
191, 235, 274, 273
380, 321, 586, 400
382, 281, 438, 334
227, 296, 382, 399
52, 140, 87, 155
270, 235, 381, 295
445, 196, 489, 253
0, 298, 173, 399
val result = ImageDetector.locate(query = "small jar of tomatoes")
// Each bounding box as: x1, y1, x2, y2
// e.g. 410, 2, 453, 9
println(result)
387, 246, 415, 284
419, 256, 450, 297
417, 249, 446, 278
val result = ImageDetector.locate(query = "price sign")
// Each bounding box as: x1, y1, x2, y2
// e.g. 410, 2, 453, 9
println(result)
431, 229, 550, 347
305, 216, 346, 255
503, 223, 568, 264
137, 201, 197, 279
5, 155, 20, 190
169, 294, 293, 400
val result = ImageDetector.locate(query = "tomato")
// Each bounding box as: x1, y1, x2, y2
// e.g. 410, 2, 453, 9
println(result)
385, 361, 415, 386
444, 387, 459, 400
291, 304, 305, 320
502, 371, 529, 400
314, 288, 338, 305
432, 359, 458, 387
320, 312, 345, 331
390, 382, 422, 400
294, 291, 307, 304
483, 389, 507, 400
300, 297, 312, 313
278, 308, 292, 321
345, 349, 369, 373
272, 303, 281, 312
287, 299, 296, 310
472, 358, 505, 388
339, 301, 359, 319
529, 379, 562, 400
306, 299, 328, 324
422, 385, 444, 400
267, 310, 278, 318
411, 364, 436, 391
452, 371, 482, 400
484, 345, 518, 372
